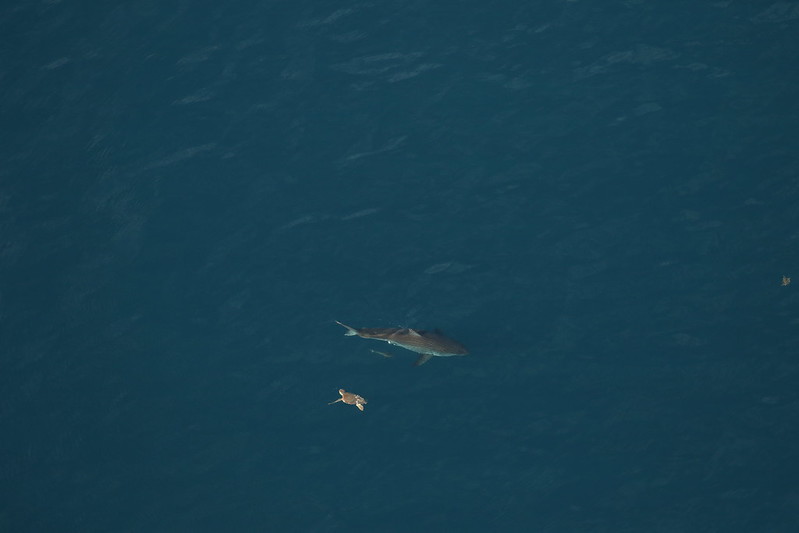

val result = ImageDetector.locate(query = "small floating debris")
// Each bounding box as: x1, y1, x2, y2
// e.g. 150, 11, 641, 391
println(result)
782, 275, 791, 286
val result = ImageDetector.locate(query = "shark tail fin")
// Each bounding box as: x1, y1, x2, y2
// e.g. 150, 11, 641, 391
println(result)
335, 321, 358, 336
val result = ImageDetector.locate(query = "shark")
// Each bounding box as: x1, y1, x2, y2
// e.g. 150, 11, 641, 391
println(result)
335, 321, 468, 366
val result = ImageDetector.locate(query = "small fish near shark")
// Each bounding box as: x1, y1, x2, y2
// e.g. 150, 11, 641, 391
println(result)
335, 321, 468, 366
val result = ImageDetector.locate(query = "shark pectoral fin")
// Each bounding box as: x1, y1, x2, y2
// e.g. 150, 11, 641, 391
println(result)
413, 354, 433, 367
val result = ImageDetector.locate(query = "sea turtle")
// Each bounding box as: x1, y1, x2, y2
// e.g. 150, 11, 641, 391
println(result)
328, 389, 367, 412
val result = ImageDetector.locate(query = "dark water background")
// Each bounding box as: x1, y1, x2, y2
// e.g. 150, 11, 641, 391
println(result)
2, 1, 799, 531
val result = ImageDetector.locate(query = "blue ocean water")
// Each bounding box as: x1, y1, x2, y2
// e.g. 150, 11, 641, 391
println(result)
2, 1, 799, 531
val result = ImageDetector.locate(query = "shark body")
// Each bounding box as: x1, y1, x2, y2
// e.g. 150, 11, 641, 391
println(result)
335, 321, 468, 366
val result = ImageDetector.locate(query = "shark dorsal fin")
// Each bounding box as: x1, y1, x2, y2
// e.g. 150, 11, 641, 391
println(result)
407, 329, 422, 337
